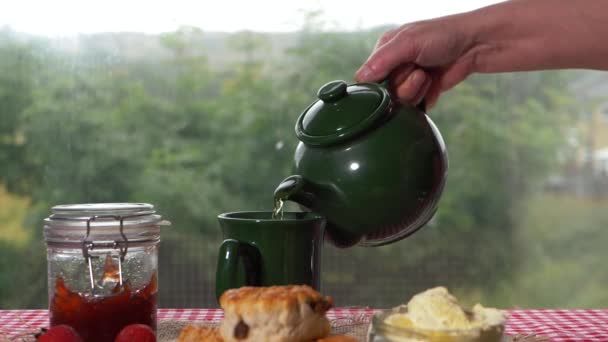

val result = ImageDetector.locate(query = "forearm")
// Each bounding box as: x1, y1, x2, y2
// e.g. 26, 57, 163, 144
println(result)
466, 0, 608, 72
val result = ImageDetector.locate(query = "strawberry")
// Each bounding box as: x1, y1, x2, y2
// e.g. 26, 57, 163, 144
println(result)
115, 324, 156, 342
37, 325, 83, 342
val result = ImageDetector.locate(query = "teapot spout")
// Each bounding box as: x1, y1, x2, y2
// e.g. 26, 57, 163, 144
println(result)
274, 175, 315, 208
274, 175, 361, 248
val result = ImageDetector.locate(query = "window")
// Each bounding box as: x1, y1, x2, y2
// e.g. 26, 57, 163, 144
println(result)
1, 1, 607, 310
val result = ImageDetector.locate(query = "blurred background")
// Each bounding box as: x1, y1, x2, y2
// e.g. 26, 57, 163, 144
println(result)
1, 0, 608, 310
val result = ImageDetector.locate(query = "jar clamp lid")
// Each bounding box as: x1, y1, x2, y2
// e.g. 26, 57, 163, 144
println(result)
44, 203, 170, 291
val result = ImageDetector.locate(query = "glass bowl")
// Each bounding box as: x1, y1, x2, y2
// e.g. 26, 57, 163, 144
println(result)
367, 305, 505, 342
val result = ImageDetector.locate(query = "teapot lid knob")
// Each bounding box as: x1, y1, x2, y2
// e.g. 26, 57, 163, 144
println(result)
317, 81, 347, 102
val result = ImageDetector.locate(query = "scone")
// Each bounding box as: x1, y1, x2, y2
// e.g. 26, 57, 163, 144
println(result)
317, 336, 359, 342
219, 285, 333, 342
177, 324, 224, 342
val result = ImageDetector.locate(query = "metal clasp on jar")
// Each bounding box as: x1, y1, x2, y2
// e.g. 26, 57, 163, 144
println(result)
82, 213, 142, 292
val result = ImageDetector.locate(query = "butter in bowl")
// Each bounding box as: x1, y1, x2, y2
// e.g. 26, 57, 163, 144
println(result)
367, 287, 506, 342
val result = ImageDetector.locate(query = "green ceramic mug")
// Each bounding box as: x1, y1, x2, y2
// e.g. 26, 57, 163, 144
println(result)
215, 211, 325, 301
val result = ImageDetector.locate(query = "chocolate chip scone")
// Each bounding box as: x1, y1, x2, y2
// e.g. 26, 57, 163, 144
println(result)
219, 285, 333, 342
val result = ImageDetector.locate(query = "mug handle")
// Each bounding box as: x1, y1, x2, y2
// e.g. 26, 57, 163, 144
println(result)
215, 239, 262, 301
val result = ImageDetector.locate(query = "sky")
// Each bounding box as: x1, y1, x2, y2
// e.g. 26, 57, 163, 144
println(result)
0, 0, 503, 36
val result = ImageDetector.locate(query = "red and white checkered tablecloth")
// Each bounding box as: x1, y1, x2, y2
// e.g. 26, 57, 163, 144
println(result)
1, 309, 608, 341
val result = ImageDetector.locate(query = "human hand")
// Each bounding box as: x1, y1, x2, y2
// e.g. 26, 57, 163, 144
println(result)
356, 14, 481, 108
356, 0, 608, 109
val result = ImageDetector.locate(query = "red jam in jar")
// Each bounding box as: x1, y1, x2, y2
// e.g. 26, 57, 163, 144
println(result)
50, 273, 157, 342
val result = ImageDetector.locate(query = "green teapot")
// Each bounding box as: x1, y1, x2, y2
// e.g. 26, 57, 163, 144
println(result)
274, 80, 448, 247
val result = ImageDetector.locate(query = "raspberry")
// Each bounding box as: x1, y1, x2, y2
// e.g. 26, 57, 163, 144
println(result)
114, 324, 156, 342
37, 325, 83, 342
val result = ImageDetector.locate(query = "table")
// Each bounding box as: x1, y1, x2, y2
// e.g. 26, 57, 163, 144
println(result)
1, 309, 608, 341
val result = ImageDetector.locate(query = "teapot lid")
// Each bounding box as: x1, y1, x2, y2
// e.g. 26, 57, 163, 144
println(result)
295, 80, 391, 147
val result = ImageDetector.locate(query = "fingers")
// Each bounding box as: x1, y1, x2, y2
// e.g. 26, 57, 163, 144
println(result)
424, 59, 475, 108
393, 56, 475, 109
395, 69, 428, 105
359, 29, 400, 89
388, 64, 416, 90
356, 15, 476, 108
356, 30, 419, 83
384, 64, 433, 106
425, 82, 442, 110
412, 76, 432, 106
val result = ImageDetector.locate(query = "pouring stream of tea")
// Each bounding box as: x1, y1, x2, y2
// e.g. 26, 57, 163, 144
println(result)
272, 197, 285, 219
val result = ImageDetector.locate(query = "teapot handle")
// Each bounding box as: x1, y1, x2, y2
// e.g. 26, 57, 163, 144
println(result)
380, 74, 427, 113
417, 99, 427, 113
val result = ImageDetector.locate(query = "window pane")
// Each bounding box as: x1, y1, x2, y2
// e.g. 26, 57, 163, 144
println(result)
1, 1, 607, 310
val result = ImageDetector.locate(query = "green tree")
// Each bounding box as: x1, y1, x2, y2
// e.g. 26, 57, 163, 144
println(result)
0, 29, 37, 194
0, 19, 588, 310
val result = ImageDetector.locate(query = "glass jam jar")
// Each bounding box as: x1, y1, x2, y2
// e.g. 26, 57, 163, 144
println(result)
44, 203, 170, 342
